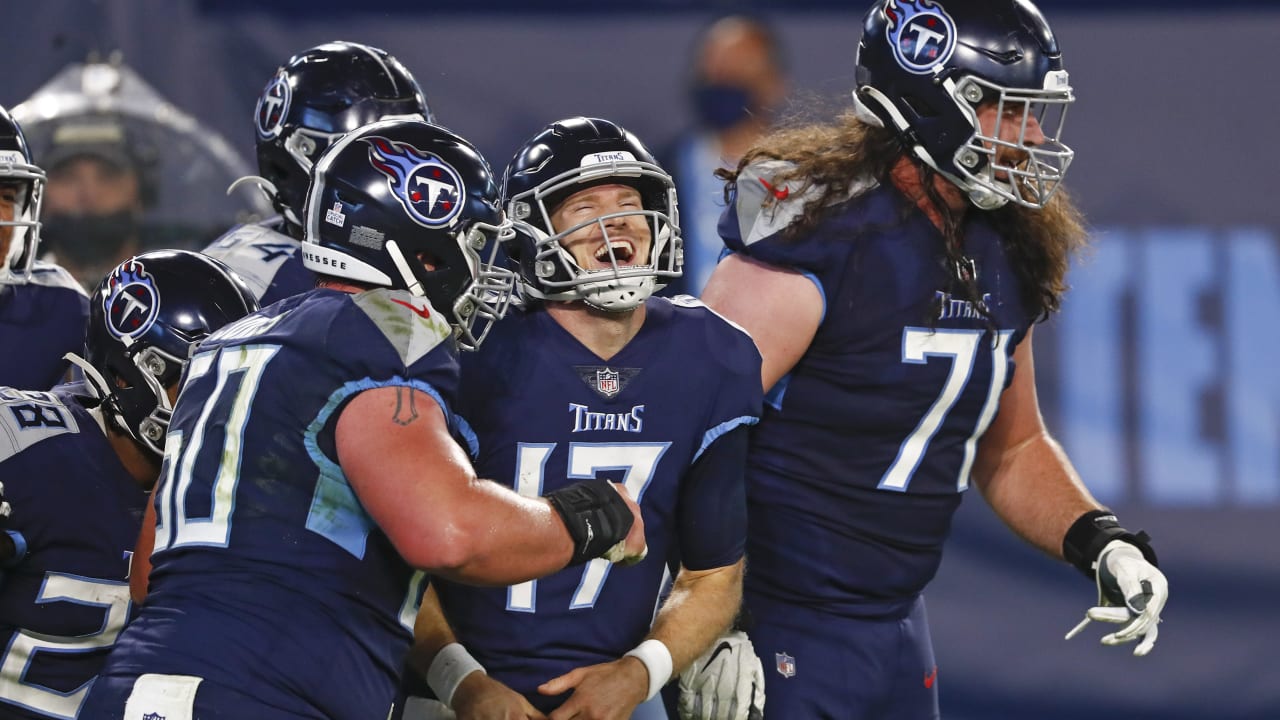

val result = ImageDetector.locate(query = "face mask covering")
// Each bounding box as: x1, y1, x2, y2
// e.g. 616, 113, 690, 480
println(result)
691, 83, 756, 131
42, 210, 139, 268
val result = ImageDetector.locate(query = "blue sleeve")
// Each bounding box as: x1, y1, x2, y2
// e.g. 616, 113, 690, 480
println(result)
677, 424, 749, 570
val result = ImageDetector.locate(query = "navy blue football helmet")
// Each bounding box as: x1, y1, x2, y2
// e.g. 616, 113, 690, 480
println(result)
502, 117, 681, 312
68, 250, 259, 456
302, 119, 515, 350
0, 105, 45, 284
251, 41, 432, 236
853, 0, 1073, 209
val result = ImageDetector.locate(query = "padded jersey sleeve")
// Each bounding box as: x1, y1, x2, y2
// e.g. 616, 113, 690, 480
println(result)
671, 297, 763, 570
332, 288, 465, 429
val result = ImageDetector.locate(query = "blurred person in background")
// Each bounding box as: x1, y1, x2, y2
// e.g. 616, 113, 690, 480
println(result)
0, 249, 258, 720
38, 112, 153, 287
693, 0, 1170, 717
13, 56, 271, 290
204, 40, 433, 306
662, 15, 787, 297
0, 104, 88, 391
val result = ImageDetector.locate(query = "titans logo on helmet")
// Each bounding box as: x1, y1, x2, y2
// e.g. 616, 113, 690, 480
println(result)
255, 69, 291, 139
364, 136, 466, 228
104, 260, 160, 344
884, 0, 957, 75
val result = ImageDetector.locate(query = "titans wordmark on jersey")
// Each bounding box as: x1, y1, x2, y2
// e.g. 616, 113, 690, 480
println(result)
429, 297, 761, 711
0, 385, 145, 720
720, 161, 1036, 618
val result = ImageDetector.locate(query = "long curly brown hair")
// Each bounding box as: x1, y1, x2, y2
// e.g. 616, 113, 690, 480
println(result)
716, 110, 1088, 322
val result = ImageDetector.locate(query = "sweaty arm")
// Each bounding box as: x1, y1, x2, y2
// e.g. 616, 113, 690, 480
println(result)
975, 328, 1168, 656
338, 385, 641, 586
971, 326, 1103, 557
700, 253, 823, 391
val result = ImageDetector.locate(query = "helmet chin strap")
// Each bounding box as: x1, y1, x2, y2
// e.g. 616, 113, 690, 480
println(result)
385, 239, 426, 297
227, 175, 303, 227
62, 351, 171, 457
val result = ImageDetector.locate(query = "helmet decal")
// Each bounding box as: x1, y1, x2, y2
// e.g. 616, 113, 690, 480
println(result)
255, 69, 292, 140
103, 259, 161, 343
365, 136, 465, 228
885, 0, 957, 75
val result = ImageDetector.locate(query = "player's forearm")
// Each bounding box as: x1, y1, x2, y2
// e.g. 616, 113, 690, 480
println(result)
407, 585, 458, 678
648, 559, 744, 675
422, 476, 583, 584
976, 430, 1102, 559
425, 477, 575, 586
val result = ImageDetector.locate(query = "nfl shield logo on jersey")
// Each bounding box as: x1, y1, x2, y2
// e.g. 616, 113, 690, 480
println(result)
142, 713, 166, 720
775, 651, 796, 678
596, 368, 620, 397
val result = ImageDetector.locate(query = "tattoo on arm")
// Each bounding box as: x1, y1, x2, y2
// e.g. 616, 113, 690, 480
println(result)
393, 387, 421, 426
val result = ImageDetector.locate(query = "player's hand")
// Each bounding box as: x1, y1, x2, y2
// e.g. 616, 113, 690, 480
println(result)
1065, 539, 1168, 656
0, 479, 10, 520
538, 657, 648, 720
601, 482, 647, 566
678, 630, 765, 720
452, 671, 548, 720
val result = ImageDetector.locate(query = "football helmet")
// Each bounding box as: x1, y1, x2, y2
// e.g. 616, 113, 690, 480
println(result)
503, 117, 681, 312
302, 119, 515, 350
0, 105, 45, 285
853, 0, 1073, 209
68, 250, 259, 456
251, 41, 432, 235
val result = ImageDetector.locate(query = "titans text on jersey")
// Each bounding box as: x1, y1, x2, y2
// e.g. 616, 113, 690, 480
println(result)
427, 296, 761, 712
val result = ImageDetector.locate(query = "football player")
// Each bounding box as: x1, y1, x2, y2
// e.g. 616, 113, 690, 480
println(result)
399, 117, 762, 720
0, 105, 88, 390
695, 1, 1169, 717
204, 41, 432, 306
0, 249, 258, 720
81, 120, 646, 720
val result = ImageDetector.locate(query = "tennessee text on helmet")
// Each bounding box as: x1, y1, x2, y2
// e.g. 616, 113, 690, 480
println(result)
301, 119, 515, 350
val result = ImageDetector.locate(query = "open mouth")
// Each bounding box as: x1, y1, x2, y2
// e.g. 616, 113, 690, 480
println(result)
593, 240, 635, 266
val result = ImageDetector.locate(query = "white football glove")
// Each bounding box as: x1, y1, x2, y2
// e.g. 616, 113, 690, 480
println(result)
1065, 539, 1168, 656
678, 630, 765, 720
0, 479, 9, 518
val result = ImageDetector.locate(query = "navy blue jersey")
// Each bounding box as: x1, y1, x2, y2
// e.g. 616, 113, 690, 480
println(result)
432, 297, 761, 709
721, 162, 1035, 618
202, 220, 313, 306
93, 288, 462, 720
0, 385, 146, 720
0, 264, 89, 391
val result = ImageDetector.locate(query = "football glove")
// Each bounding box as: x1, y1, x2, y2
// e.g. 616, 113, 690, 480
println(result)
678, 630, 765, 720
1065, 539, 1168, 656
0, 480, 9, 519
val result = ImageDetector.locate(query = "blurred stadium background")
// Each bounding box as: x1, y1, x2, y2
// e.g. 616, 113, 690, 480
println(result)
5, 1, 1276, 718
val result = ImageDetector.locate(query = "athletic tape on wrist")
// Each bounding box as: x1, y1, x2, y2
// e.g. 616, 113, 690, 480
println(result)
427, 642, 486, 709
1062, 509, 1158, 580
625, 638, 673, 702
